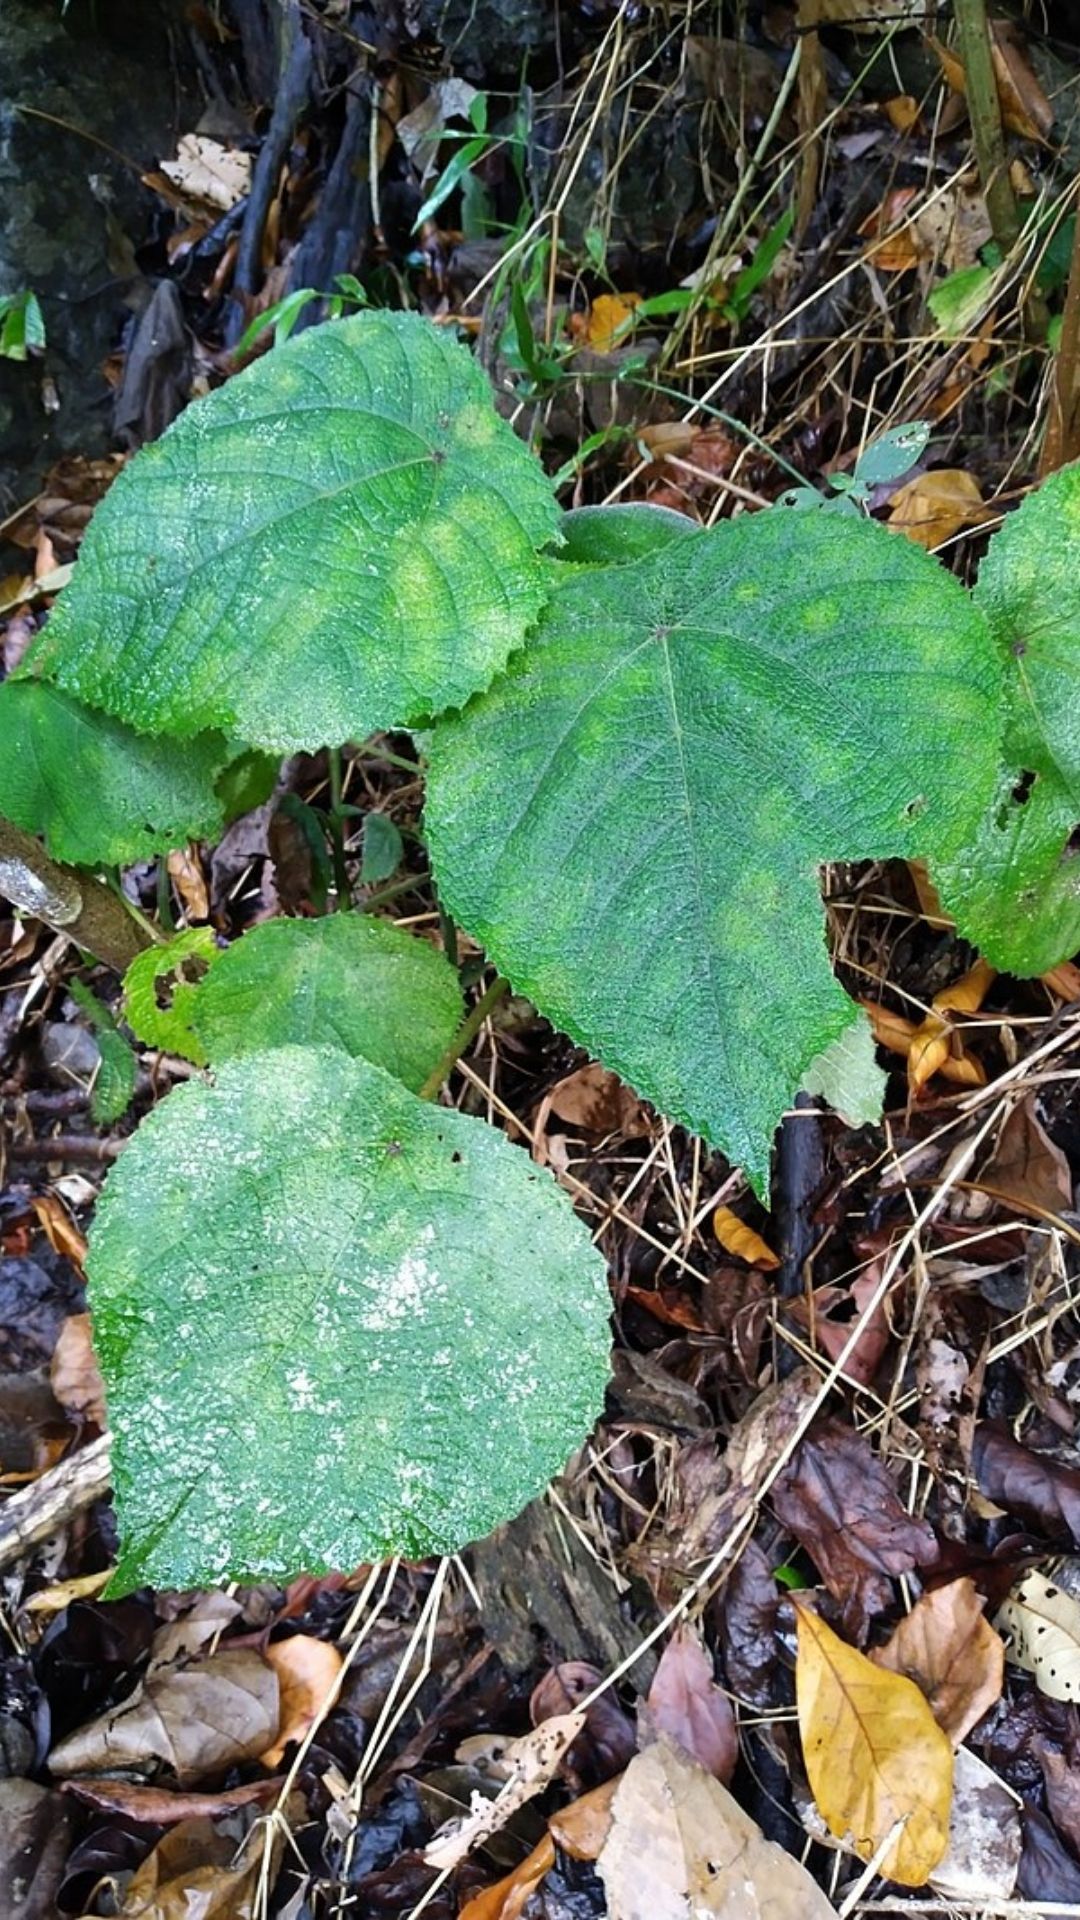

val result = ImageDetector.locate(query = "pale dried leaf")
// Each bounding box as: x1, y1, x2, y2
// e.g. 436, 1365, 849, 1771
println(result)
424, 1712, 586, 1871
929, 1747, 1020, 1902
888, 470, 990, 550
872, 1577, 1004, 1745
160, 134, 252, 212
996, 1570, 1080, 1701
260, 1634, 344, 1768
48, 1648, 279, 1785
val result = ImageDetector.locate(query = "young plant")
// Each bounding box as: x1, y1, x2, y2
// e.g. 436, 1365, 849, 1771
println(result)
2, 310, 1077, 1592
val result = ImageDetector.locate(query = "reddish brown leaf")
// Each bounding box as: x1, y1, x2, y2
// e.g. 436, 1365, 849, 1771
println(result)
640, 1625, 738, 1783
529, 1662, 635, 1786
716, 1540, 780, 1709
977, 1099, 1073, 1220
972, 1424, 1080, 1545
872, 1577, 1004, 1745
1018, 1806, 1080, 1905
61, 1775, 283, 1825
772, 1418, 938, 1637
1036, 1743, 1080, 1859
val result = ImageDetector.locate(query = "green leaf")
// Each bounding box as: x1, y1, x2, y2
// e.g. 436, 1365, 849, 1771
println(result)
68, 980, 137, 1125
216, 747, 280, 824
559, 502, 697, 566
123, 929, 219, 1066
86, 1045, 611, 1591
425, 511, 999, 1193
34, 312, 560, 753
800, 1009, 885, 1126
191, 913, 462, 1090
0, 289, 45, 360
0, 679, 228, 866
935, 462, 1080, 973
927, 265, 995, 338
853, 421, 931, 489
360, 812, 403, 884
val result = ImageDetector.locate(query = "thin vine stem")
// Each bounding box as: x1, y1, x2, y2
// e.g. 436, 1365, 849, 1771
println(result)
417, 974, 510, 1102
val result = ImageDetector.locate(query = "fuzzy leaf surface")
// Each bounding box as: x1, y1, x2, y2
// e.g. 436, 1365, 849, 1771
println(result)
191, 913, 462, 1090
935, 462, 1080, 972
86, 1046, 611, 1592
0, 679, 227, 865
426, 511, 999, 1190
33, 313, 559, 752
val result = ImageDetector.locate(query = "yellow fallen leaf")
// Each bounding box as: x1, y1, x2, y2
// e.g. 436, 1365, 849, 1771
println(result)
713, 1206, 780, 1269
860, 999, 985, 1089
907, 958, 995, 1096
794, 1598, 953, 1887
888, 470, 991, 550
586, 293, 641, 353
884, 95, 920, 132
259, 1635, 345, 1768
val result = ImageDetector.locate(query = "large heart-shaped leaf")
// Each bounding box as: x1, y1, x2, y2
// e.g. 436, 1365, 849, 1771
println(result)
935, 462, 1080, 973
191, 913, 463, 1090
33, 313, 560, 753
0, 678, 228, 866
86, 1046, 610, 1592
425, 509, 1000, 1191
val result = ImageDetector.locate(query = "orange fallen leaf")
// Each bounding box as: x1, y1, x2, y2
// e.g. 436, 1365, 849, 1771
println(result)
887, 470, 991, 549
1041, 962, 1080, 1003
931, 29, 1053, 142
859, 189, 921, 272
585, 292, 641, 353
259, 1635, 344, 1769
860, 999, 985, 1088
167, 846, 210, 922
872, 1577, 1005, 1747
794, 1598, 953, 1886
908, 959, 995, 1097
549, 1775, 620, 1859
885, 94, 920, 132
713, 1206, 779, 1270
31, 1193, 87, 1269
458, 1834, 556, 1920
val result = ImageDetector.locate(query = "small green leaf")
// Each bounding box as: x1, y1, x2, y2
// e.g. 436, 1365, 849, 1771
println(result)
928, 266, 995, 338
0, 289, 45, 360
800, 1010, 885, 1126
216, 748, 280, 824
935, 461, 1080, 972
360, 812, 403, 884
69, 979, 137, 1124
34, 313, 560, 753
853, 421, 931, 489
191, 913, 462, 1090
0, 679, 228, 866
123, 929, 219, 1065
86, 1045, 611, 1591
426, 510, 999, 1192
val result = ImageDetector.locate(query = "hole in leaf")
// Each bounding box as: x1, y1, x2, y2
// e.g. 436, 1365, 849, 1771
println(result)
1011, 769, 1037, 805
152, 955, 210, 1011
902, 795, 926, 821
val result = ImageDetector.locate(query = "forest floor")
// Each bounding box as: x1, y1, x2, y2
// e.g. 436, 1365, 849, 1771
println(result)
5, 2, 1080, 1915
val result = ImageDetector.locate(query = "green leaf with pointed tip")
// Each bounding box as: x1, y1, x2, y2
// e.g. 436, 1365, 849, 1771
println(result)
934, 463, 1080, 974
0, 678, 228, 866
32, 313, 560, 753
425, 510, 1000, 1193
191, 913, 462, 1090
559, 502, 698, 565
86, 1045, 611, 1591
800, 1009, 885, 1127
123, 929, 219, 1065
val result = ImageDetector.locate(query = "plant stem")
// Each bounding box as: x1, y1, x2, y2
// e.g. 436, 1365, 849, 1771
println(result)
418, 974, 510, 1101
0, 817, 150, 973
1040, 189, 1080, 476
361, 870, 430, 911
327, 746, 352, 910
953, 0, 1019, 256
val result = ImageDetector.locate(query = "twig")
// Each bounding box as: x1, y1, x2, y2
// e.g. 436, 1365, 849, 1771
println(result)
0, 818, 150, 974
1041, 183, 1080, 475
417, 976, 509, 1102
225, 0, 312, 345
4, 1134, 127, 1164
0, 1434, 111, 1573
953, 0, 1019, 255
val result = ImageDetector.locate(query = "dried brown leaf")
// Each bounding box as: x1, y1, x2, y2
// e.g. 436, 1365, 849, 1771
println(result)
641, 1626, 738, 1783
61, 1774, 283, 1825
110, 1808, 283, 1919
973, 1424, 1080, 1545
48, 1648, 279, 1785
542, 1062, 650, 1138
977, 1098, 1073, 1219
259, 1633, 344, 1768
458, 1834, 556, 1920
49, 1312, 106, 1426
872, 1577, 1004, 1745
424, 1713, 587, 1872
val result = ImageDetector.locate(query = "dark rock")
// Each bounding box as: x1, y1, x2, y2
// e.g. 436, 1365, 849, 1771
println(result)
406, 0, 557, 78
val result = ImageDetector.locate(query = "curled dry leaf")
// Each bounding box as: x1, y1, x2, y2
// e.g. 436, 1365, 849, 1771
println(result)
30, 1193, 87, 1269
771, 1417, 938, 1637
712, 1206, 779, 1270
887, 470, 990, 550
49, 1311, 107, 1426
929, 1747, 1020, 1903
596, 1738, 837, 1920
48, 1648, 279, 1786
860, 997, 984, 1087
424, 1712, 587, 1872
539, 1062, 650, 1138
108, 1807, 285, 1920
794, 1598, 953, 1886
973, 1423, 1080, 1544
907, 959, 995, 1097
996, 1569, 1080, 1702
872, 1576, 1004, 1745
976, 1097, 1073, 1219
61, 1774, 283, 1825
641, 1625, 738, 1784
259, 1633, 345, 1769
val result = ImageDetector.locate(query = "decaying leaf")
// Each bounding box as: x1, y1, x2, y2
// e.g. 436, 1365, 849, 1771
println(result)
713, 1207, 780, 1270
549, 1775, 621, 1858
109, 1807, 285, 1920
541, 1062, 650, 1138
458, 1834, 556, 1920
160, 134, 253, 212
794, 1599, 953, 1886
887, 470, 991, 550
641, 1626, 738, 1783
872, 1577, 1004, 1745
0, 1778, 75, 1920
977, 1098, 1074, 1219
48, 1648, 279, 1785
929, 1747, 1020, 1903
49, 1311, 107, 1427
424, 1712, 586, 1871
596, 1738, 837, 1919
907, 959, 995, 1097
259, 1634, 344, 1768
996, 1569, 1080, 1702
61, 1775, 282, 1825
1036, 1740, 1080, 1858
973, 1424, 1080, 1544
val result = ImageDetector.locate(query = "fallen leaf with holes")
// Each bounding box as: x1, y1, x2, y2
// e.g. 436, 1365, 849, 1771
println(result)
61, 1774, 282, 1825
972, 1424, 1080, 1544
584, 294, 641, 353
713, 1207, 779, 1270
772, 1418, 938, 1636
259, 1634, 344, 1768
641, 1626, 738, 1784
907, 958, 995, 1096
930, 1747, 1020, 1903
795, 1599, 953, 1885
541, 1063, 650, 1138
996, 1570, 1080, 1702
49, 1312, 107, 1426
596, 1737, 837, 1919
887, 471, 991, 550
160, 134, 252, 212
860, 999, 984, 1087
976, 1098, 1073, 1219
48, 1648, 279, 1785
872, 1577, 1004, 1745
424, 1712, 586, 1871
